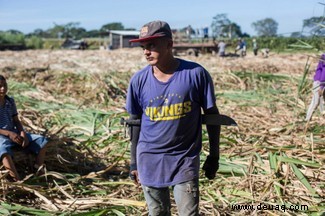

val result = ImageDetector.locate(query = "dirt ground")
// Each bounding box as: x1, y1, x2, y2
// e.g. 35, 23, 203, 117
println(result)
0, 49, 323, 215
0, 49, 320, 77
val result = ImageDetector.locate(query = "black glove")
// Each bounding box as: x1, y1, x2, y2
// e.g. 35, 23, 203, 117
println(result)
202, 155, 219, 179
129, 164, 137, 180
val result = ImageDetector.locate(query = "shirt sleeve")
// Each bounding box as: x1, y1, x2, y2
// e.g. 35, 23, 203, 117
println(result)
10, 97, 18, 117
316, 57, 325, 89
125, 76, 143, 115
320, 62, 325, 90
200, 69, 216, 110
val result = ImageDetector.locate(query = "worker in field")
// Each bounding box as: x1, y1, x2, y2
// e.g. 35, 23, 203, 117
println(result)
186, 25, 192, 42
305, 53, 325, 121
217, 40, 227, 57
126, 20, 221, 215
252, 38, 258, 56
235, 38, 247, 57
0, 75, 53, 181
202, 26, 209, 42
261, 48, 270, 58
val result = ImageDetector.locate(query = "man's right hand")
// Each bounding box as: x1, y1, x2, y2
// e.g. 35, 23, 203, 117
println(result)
20, 131, 30, 148
202, 155, 219, 180
130, 164, 140, 185
130, 170, 140, 185
8, 131, 23, 145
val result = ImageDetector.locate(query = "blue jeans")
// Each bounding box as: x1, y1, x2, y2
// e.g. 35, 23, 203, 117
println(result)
0, 133, 48, 159
305, 81, 324, 121
142, 179, 199, 216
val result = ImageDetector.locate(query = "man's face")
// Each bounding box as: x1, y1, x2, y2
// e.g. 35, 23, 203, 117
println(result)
140, 38, 171, 66
0, 80, 7, 99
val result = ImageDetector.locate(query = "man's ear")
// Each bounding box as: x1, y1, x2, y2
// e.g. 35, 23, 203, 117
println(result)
167, 39, 173, 49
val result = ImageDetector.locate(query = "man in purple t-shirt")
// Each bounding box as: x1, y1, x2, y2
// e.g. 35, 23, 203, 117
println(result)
126, 20, 221, 216
305, 53, 325, 121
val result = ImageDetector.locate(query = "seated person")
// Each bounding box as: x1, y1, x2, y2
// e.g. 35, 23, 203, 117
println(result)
0, 75, 52, 181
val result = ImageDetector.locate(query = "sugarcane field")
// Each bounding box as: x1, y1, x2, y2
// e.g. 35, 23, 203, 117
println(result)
0, 47, 323, 215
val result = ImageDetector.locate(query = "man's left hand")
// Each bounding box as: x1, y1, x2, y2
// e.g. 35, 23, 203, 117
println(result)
202, 155, 219, 179
20, 131, 30, 148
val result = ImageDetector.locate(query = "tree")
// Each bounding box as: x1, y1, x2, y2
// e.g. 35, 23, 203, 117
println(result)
252, 18, 278, 37
62, 22, 86, 39
69, 27, 87, 39
302, 16, 325, 36
27, 28, 48, 38
100, 22, 124, 33
290, 32, 303, 38
45, 24, 63, 38
43, 22, 86, 39
84, 29, 101, 38
211, 14, 231, 38
5, 29, 24, 35
223, 23, 249, 38
211, 14, 245, 38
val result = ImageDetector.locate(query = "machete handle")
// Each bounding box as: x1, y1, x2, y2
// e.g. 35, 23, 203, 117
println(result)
120, 118, 141, 126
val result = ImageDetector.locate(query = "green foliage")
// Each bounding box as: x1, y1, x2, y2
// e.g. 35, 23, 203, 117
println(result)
211, 13, 246, 38
235, 37, 324, 52
26, 36, 44, 49
303, 16, 325, 36
100, 22, 125, 33
297, 57, 312, 96
83, 29, 101, 38
252, 18, 279, 37
27, 28, 48, 38
211, 14, 231, 38
42, 39, 64, 49
30, 22, 88, 39
0, 31, 25, 45
0, 203, 55, 216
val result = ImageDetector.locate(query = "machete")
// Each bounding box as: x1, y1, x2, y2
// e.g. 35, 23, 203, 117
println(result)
121, 114, 237, 126
202, 114, 237, 126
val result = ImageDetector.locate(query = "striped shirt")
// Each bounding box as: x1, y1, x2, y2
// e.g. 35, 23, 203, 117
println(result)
0, 96, 18, 131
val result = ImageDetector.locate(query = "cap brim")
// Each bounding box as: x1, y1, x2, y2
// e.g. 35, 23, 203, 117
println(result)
129, 35, 166, 43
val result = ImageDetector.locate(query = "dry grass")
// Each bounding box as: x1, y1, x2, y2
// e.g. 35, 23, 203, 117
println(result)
0, 49, 323, 215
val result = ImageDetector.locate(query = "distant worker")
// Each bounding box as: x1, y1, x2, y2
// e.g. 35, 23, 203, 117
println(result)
235, 38, 246, 57
305, 53, 325, 121
235, 39, 241, 54
217, 40, 226, 57
252, 38, 258, 56
261, 48, 270, 58
186, 25, 192, 42
203, 26, 209, 42
196, 28, 200, 39
80, 39, 88, 50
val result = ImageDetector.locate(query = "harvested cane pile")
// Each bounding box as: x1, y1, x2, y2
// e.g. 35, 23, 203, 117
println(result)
0, 50, 323, 215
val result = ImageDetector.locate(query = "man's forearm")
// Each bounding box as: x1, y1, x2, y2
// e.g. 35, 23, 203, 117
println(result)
204, 106, 221, 158
129, 114, 141, 167
0, 129, 10, 137
13, 116, 25, 132
206, 124, 220, 158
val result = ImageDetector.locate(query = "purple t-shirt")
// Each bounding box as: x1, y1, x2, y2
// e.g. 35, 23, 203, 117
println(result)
314, 54, 325, 89
126, 59, 216, 187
